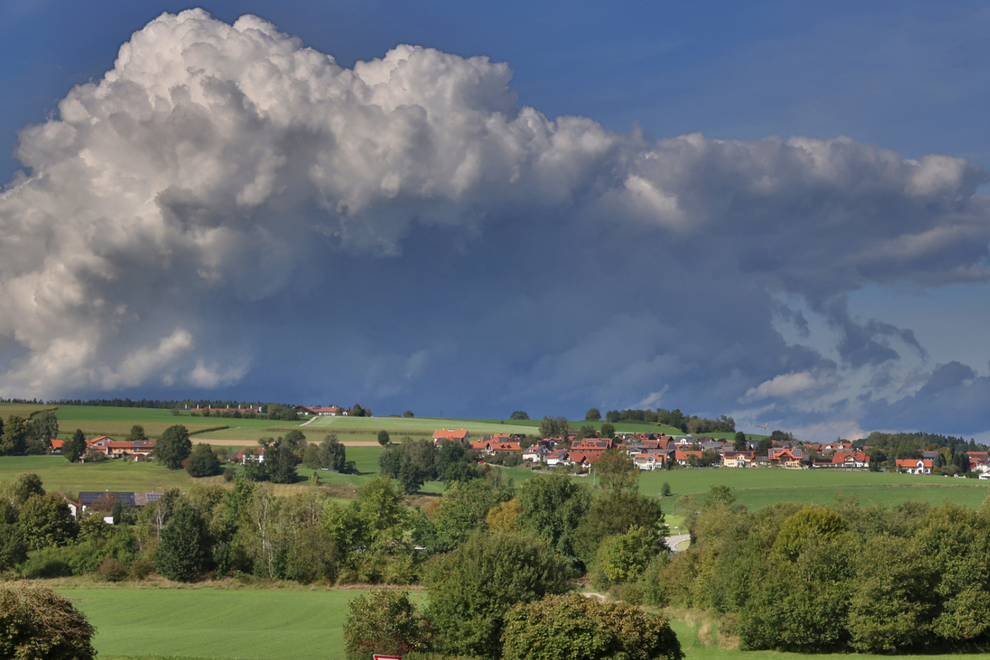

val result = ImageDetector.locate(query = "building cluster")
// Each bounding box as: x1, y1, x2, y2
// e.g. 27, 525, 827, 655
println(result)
431, 428, 990, 476
50, 435, 156, 461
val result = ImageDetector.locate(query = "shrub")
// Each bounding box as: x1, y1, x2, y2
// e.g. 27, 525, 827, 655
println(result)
0, 586, 97, 660
343, 589, 433, 660
501, 593, 683, 660
613, 581, 644, 605
128, 557, 155, 580
95, 557, 128, 582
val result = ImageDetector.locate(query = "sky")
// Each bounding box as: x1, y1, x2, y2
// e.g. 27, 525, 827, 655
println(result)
0, 0, 988, 441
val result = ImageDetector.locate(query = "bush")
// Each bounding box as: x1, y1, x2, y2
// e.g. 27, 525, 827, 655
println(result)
186, 443, 221, 477
612, 581, 644, 605
637, 552, 672, 607
343, 589, 433, 660
95, 557, 128, 582
128, 557, 155, 580
501, 593, 683, 660
223, 466, 237, 481
0, 586, 97, 660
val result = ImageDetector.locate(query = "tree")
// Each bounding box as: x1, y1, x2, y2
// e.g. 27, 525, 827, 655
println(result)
510, 411, 530, 420
154, 425, 192, 470
0, 415, 28, 455
427, 478, 514, 552
502, 593, 683, 660
518, 475, 592, 564
574, 491, 667, 564
315, 434, 347, 471
600, 422, 616, 439
343, 589, 432, 660
577, 425, 598, 440
127, 425, 148, 442
661, 481, 673, 497
266, 437, 299, 484
734, 431, 748, 451
185, 443, 221, 477
403, 410, 414, 418
348, 404, 366, 417
704, 485, 736, 509
377, 430, 391, 446
35, 411, 59, 447
19, 493, 75, 549
154, 503, 213, 581
596, 448, 639, 494
539, 416, 569, 439
0, 586, 97, 660
64, 429, 88, 463
592, 525, 661, 588
423, 531, 573, 657
585, 408, 602, 422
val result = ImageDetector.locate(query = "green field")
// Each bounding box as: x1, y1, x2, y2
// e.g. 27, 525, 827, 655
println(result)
60, 586, 358, 660
54, 586, 990, 660
0, 456, 203, 495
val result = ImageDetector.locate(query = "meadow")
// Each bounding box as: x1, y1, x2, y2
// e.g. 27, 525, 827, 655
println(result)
52, 585, 990, 660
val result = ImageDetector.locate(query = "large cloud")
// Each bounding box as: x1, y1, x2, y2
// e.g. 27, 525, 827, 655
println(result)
0, 9, 988, 438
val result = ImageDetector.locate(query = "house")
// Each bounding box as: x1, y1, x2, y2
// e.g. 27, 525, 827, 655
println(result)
433, 429, 470, 444
233, 448, 266, 464
570, 438, 614, 453
674, 450, 703, 466
485, 441, 521, 454
632, 453, 661, 471
74, 491, 164, 518
569, 452, 602, 468
896, 459, 933, 475
968, 452, 990, 473
768, 447, 804, 468
830, 451, 870, 469
546, 450, 570, 467
522, 446, 549, 463
722, 451, 755, 468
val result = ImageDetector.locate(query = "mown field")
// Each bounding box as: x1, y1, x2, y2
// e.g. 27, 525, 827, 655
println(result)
54, 585, 990, 660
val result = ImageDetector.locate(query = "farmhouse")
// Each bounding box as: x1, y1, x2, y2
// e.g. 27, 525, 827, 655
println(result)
896, 458, 933, 475
722, 451, 755, 468
72, 491, 164, 518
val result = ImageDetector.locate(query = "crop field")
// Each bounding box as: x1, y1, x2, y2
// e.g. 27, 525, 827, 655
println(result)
0, 402, 57, 419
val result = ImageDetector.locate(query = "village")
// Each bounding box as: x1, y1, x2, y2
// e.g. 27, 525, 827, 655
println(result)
435, 428, 990, 477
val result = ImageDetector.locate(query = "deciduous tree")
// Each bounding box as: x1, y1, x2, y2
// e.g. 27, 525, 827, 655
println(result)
154, 425, 192, 470
502, 593, 683, 660
154, 503, 212, 581
0, 586, 97, 660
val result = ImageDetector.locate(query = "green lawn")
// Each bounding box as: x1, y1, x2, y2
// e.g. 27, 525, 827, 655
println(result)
60, 587, 358, 660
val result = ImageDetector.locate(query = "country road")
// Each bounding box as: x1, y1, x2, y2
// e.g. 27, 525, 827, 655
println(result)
665, 534, 690, 552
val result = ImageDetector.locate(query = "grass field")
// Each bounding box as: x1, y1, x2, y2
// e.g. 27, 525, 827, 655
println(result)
640, 467, 990, 512
59, 586, 358, 660
53, 585, 990, 660
0, 456, 204, 495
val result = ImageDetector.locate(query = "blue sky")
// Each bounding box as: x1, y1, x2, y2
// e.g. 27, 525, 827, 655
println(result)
0, 1, 988, 441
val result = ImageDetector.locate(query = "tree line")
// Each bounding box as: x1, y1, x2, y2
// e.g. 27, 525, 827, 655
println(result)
660, 486, 990, 653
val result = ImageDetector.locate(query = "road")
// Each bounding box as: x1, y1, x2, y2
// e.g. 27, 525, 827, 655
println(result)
665, 534, 690, 552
